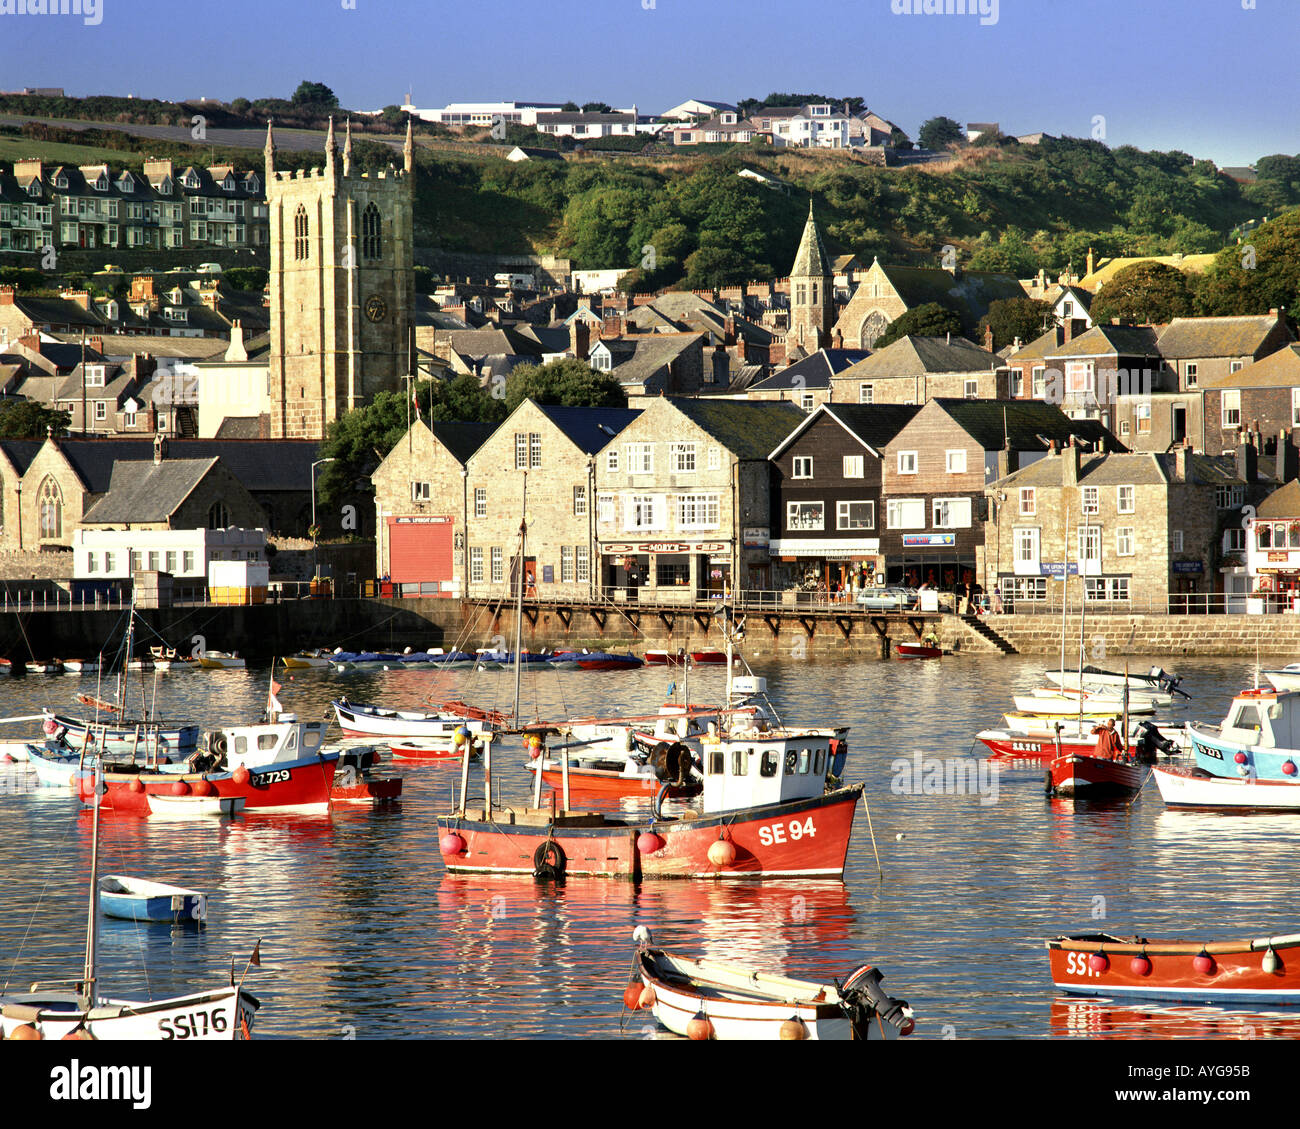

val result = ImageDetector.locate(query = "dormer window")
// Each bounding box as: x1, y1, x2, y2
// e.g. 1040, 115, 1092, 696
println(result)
94, 174, 108, 191
243, 174, 259, 192
105, 301, 118, 320
223, 177, 235, 192
164, 307, 188, 323
158, 178, 172, 196
54, 175, 68, 189
26, 182, 40, 197
84, 365, 106, 387
182, 171, 201, 189
168, 287, 183, 304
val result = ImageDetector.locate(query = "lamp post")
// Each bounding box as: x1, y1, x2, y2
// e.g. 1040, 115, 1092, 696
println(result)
311, 457, 335, 583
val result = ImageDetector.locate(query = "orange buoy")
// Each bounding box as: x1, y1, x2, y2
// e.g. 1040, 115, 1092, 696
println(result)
686, 1010, 714, 1041
638, 986, 656, 1010
231, 765, 251, 785
170, 779, 190, 796
707, 839, 736, 867
9, 1024, 42, 1040
62, 1026, 95, 1040
779, 1015, 808, 1040
623, 984, 644, 1011
128, 777, 144, 793
191, 779, 214, 797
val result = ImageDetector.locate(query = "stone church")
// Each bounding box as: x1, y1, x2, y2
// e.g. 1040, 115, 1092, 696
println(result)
265, 117, 415, 439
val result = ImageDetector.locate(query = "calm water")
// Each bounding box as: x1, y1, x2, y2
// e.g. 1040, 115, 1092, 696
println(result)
2, 650, 1299, 1040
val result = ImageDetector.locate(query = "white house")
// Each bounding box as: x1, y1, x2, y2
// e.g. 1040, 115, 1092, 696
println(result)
73, 526, 267, 583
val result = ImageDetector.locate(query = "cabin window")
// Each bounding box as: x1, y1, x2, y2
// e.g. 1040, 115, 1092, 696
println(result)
760, 749, 778, 777
304, 731, 320, 749
286, 730, 297, 750
709, 751, 724, 776
784, 750, 797, 775
814, 749, 825, 774
1232, 706, 1262, 732
731, 749, 749, 776
799, 748, 811, 774
234, 737, 247, 755
258, 734, 277, 750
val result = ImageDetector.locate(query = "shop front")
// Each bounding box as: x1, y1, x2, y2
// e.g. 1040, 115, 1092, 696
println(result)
1248, 519, 1300, 612
600, 540, 730, 603
891, 533, 977, 594
767, 537, 883, 595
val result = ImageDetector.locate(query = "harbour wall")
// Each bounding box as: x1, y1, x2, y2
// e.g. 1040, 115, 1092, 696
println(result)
981, 613, 1300, 658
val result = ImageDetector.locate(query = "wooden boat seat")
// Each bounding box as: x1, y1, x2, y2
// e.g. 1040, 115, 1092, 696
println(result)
512, 808, 608, 828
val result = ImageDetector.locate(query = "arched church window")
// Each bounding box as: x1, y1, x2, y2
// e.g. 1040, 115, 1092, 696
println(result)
38, 476, 62, 539
294, 204, 309, 261
362, 202, 382, 260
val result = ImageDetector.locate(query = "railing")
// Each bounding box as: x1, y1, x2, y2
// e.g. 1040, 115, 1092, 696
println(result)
990, 593, 1283, 616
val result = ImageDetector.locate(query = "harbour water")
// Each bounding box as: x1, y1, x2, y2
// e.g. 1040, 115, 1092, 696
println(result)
2, 652, 1299, 1040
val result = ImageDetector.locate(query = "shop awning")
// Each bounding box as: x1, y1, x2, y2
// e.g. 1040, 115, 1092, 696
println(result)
768, 537, 880, 557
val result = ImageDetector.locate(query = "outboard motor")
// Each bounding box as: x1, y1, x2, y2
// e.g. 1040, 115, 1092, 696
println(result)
1136, 721, 1176, 763
838, 965, 914, 1037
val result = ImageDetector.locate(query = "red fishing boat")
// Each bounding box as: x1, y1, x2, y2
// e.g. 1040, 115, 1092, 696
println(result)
330, 747, 402, 804
978, 720, 1179, 763
1047, 932, 1300, 1006
389, 739, 478, 762
1047, 751, 1147, 798
690, 650, 729, 665
644, 650, 687, 666
895, 643, 941, 660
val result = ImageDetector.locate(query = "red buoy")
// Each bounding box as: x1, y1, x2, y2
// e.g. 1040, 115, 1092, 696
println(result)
1285, 761, 1298, 776
192, 779, 214, 797
1087, 952, 1109, 973
1130, 954, 1152, 977
637, 831, 665, 855
1193, 952, 1216, 975
623, 984, 644, 1011
9, 1023, 42, 1040
231, 765, 251, 785
899, 1015, 916, 1036
440, 833, 466, 856
170, 780, 190, 796
1235, 752, 1248, 765
687, 1010, 714, 1040
62, 1027, 95, 1040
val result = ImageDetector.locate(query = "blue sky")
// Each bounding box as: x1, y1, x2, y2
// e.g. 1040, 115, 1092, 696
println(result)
1, 0, 1295, 167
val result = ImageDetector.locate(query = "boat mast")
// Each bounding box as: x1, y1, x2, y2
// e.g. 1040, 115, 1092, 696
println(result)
1060, 508, 1068, 682
512, 472, 527, 724
1077, 507, 1086, 732
81, 762, 102, 1011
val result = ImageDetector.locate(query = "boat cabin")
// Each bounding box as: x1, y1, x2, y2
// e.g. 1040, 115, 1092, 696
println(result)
1218, 689, 1300, 749
210, 714, 329, 769
699, 727, 833, 814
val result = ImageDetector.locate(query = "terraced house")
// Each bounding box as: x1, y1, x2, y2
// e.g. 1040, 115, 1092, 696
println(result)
0, 158, 268, 254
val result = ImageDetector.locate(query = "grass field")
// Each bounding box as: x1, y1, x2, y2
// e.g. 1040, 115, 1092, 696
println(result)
0, 134, 145, 166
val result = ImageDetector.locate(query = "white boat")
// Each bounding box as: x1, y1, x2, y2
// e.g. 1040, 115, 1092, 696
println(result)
197, 651, 246, 670
1029, 684, 1173, 707
25, 660, 62, 675
61, 659, 99, 675
1044, 665, 1184, 694
146, 793, 246, 819
999, 714, 1191, 746
332, 698, 500, 742
630, 927, 914, 1040
1263, 664, 1300, 692
0, 763, 261, 1041
98, 876, 209, 923
1154, 765, 1300, 810
1011, 692, 1156, 716
283, 649, 333, 670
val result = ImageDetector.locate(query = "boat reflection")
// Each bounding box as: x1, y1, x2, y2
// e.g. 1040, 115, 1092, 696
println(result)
1050, 996, 1300, 1039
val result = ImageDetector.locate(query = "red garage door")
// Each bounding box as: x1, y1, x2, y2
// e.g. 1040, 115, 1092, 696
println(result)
389, 518, 454, 587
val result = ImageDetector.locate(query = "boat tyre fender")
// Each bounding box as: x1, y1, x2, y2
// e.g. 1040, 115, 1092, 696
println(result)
533, 838, 566, 882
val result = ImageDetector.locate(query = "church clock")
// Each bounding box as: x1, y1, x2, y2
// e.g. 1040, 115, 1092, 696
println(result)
364, 295, 388, 323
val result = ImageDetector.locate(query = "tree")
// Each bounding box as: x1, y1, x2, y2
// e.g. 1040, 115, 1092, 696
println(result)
379, 105, 406, 129
581, 102, 612, 114
223, 267, 268, 291
561, 101, 580, 112
1197, 210, 1300, 317
889, 127, 913, 152
978, 298, 1055, 350
229, 97, 251, 117
503, 358, 625, 413
872, 302, 964, 349
1090, 261, 1194, 324
918, 116, 964, 151
0, 401, 70, 439
291, 81, 338, 107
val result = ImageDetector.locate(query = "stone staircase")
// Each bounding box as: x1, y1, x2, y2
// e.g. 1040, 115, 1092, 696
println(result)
958, 613, 1018, 654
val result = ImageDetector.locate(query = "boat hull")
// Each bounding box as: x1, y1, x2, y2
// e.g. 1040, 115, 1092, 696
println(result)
0, 986, 258, 1040
1153, 765, 1300, 810
1048, 753, 1146, 798
145, 794, 247, 819
333, 700, 495, 740
529, 762, 699, 799
99, 878, 207, 924
895, 644, 941, 660
1047, 934, 1300, 1006
438, 786, 862, 879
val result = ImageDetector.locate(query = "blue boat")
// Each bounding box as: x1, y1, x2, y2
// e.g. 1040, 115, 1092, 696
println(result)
97, 876, 208, 925
1190, 686, 1300, 781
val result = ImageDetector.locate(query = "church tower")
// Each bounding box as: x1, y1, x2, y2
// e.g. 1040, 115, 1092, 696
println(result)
788, 200, 834, 353
266, 116, 415, 439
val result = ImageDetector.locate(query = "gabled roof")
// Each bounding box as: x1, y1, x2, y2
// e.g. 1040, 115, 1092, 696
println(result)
993, 449, 1254, 490
837, 335, 995, 379
927, 398, 1124, 454
437, 327, 543, 358
1046, 324, 1161, 359
664, 398, 804, 460
430, 421, 498, 465
749, 348, 870, 392
1157, 315, 1289, 360
1201, 344, 1300, 389
79, 457, 221, 523
606, 333, 704, 388
532, 404, 642, 454
0, 438, 43, 475
769, 402, 921, 460
48, 437, 319, 494
12, 295, 105, 330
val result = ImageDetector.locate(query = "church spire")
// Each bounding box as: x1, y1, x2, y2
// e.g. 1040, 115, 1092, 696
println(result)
403, 116, 414, 174
790, 198, 830, 279
324, 115, 337, 175
343, 117, 353, 177
264, 118, 276, 183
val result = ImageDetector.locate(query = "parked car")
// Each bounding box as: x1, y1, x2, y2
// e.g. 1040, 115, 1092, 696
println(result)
197, 262, 223, 276
855, 587, 911, 610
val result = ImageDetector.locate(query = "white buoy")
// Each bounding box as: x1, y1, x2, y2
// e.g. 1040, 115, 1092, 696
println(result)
632, 925, 652, 944
896, 833, 905, 840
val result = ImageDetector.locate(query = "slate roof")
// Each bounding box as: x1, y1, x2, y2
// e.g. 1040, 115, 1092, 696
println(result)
605, 334, 704, 388
664, 398, 804, 460
1046, 324, 1161, 359
770, 402, 921, 459
1258, 479, 1300, 518
1157, 315, 1289, 360
837, 335, 995, 378
213, 417, 263, 439
79, 457, 220, 523
749, 348, 870, 392
430, 421, 498, 465
930, 398, 1125, 454
12, 295, 105, 331
993, 450, 1253, 489
50, 438, 319, 494
790, 204, 830, 278
533, 404, 642, 454
1200, 344, 1300, 389
50, 333, 231, 362
0, 438, 43, 475
437, 327, 543, 358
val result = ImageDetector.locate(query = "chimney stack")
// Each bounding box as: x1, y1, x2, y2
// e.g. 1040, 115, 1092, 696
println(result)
570, 319, 590, 361
1063, 435, 1079, 486
0, 285, 17, 307
984, 323, 995, 351
1062, 317, 1074, 344
1174, 442, 1188, 482
226, 319, 248, 363
1236, 432, 1258, 484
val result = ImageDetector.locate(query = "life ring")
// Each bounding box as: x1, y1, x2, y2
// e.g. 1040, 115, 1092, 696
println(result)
532, 838, 566, 881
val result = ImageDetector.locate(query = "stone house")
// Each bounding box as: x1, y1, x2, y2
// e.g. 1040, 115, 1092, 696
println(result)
594, 398, 804, 598
831, 335, 1004, 405
767, 403, 921, 591
370, 419, 496, 595
746, 348, 871, 411
984, 443, 1267, 612
464, 401, 642, 601
831, 258, 1024, 349
881, 399, 1120, 591
1195, 343, 1300, 458
1245, 470, 1300, 611
0, 286, 105, 344
588, 332, 708, 395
